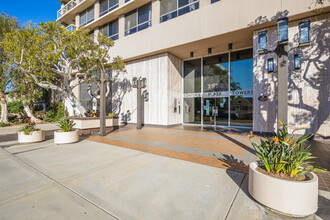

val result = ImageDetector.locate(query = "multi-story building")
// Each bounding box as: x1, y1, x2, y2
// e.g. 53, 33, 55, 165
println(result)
57, 0, 330, 137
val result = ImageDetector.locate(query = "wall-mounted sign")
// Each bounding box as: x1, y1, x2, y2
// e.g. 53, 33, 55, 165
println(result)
183, 93, 202, 98
183, 90, 253, 99
258, 95, 268, 101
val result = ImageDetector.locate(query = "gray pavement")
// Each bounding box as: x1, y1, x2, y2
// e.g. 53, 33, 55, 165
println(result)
0, 136, 329, 219
0, 123, 59, 135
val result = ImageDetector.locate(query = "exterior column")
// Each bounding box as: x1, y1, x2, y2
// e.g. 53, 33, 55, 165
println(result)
118, 14, 125, 39
277, 45, 289, 126
152, 0, 160, 26
75, 14, 80, 28
95, 0, 100, 19
94, 27, 99, 42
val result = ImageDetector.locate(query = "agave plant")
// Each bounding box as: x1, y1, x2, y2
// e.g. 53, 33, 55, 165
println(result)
249, 121, 327, 178
57, 118, 76, 132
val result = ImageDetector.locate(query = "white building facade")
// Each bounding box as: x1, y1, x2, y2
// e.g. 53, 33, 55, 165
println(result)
57, 0, 330, 137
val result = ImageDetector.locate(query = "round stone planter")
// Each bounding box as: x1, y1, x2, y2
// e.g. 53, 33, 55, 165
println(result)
18, 130, 45, 144
54, 130, 79, 144
248, 161, 318, 217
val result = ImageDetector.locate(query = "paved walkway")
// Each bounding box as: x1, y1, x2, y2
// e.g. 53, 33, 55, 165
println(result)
89, 125, 330, 191
0, 137, 329, 219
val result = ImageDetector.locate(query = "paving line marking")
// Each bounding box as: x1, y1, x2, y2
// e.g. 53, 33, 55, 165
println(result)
2, 147, 120, 220
224, 174, 246, 220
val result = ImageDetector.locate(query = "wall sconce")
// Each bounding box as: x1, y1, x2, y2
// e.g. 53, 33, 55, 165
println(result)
267, 58, 274, 72
132, 77, 138, 88
294, 55, 301, 69
190, 52, 194, 58
208, 48, 212, 55
278, 17, 288, 42
228, 43, 232, 50
141, 77, 147, 88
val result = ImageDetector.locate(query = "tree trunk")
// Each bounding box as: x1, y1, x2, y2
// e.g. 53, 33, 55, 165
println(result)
0, 92, 9, 123
22, 100, 40, 123
65, 92, 87, 117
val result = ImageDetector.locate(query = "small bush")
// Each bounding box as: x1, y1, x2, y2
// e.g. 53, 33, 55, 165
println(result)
8, 101, 24, 113
0, 123, 10, 127
18, 122, 40, 135
108, 113, 114, 117
57, 118, 75, 132
44, 102, 67, 122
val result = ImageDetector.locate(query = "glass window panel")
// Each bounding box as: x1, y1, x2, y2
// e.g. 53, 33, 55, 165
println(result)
138, 3, 151, 24
178, 0, 196, 8
160, 0, 177, 16
278, 19, 288, 41
87, 6, 94, 22
211, 0, 220, 3
258, 32, 267, 50
111, 34, 119, 40
160, 11, 177, 23
109, 20, 118, 36
178, 2, 199, 16
299, 21, 310, 43
184, 98, 201, 124
138, 21, 151, 31
203, 98, 228, 126
80, 11, 86, 26
230, 95, 253, 127
203, 53, 229, 92
230, 49, 253, 91
100, 0, 108, 15
184, 59, 201, 93
100, 23, 109, 36
125, 10, 137, 30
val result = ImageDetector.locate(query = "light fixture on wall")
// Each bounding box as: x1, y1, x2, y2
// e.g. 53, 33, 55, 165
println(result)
190, 52, 194, 58
277, 17, 288, 43
132, 77, 138, 88
208, 48, 212, 55
267, 58, 274, 72
228, 43, 232, 51
294, 54, 301, 69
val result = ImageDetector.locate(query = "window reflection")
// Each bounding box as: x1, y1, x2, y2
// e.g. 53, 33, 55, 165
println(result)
230, 49, 253, 91
230, 95, 253, 127
203, 53, 229, 92
184, 59, 201, 93
184, 98, 201, 124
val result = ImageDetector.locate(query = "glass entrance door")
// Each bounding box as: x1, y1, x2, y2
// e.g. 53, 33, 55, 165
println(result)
203, 97, 229, 126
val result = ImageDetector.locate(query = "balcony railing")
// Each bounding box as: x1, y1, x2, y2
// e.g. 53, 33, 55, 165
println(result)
57, 0, 86, 19
66, 24, 76, 31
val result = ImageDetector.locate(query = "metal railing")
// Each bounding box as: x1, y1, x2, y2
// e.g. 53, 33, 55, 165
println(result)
66, 24, 76, 31
57, 0, 86, 19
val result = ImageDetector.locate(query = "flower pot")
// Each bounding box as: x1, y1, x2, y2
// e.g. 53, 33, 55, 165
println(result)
54, 130, 79, 144
18, 130, 45, 143
248, 161, 318, 217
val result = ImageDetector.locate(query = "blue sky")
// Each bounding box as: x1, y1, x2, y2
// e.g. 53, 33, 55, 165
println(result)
1, 0, 61, 25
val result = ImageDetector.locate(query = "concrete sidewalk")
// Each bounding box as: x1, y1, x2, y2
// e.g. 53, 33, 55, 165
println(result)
0, 139, 329, 219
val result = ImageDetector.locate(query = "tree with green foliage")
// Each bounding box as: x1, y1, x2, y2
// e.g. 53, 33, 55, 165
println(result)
0, 13, 19, 123
2, 21, 125, 117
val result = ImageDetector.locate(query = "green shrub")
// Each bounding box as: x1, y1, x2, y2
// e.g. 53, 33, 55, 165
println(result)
8, 101, 24, 113
44, 102, 67, 122
18, 122, 40, 135
57, 118, 76, 132
108, 113, 114, 117
0, 123, 10, 127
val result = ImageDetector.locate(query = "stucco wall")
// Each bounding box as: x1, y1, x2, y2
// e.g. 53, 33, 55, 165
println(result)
253, 13, 330, 136
111, 52, 182, 126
